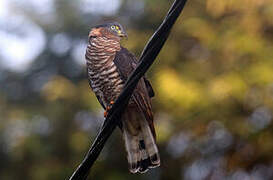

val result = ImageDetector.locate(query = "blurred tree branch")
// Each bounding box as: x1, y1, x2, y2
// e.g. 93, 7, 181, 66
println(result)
69, 0, 188, 179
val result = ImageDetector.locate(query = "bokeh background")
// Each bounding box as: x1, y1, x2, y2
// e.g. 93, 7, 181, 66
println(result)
0, 0, 273, 179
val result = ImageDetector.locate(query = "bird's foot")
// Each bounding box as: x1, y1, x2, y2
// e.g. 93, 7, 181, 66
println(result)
104, 110, 108, 118
104, 101, 115, 118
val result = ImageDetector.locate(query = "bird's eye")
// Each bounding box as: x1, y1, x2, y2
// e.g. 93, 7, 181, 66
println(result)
111, 26, 115, 30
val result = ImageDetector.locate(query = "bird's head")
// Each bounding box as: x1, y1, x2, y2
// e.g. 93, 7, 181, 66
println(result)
89, 22, 127, 40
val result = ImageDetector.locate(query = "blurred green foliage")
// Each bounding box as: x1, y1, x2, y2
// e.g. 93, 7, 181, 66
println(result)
0, 0, 273, 179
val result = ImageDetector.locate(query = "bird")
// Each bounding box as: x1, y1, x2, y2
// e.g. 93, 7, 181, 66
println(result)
85, 22, 160, 173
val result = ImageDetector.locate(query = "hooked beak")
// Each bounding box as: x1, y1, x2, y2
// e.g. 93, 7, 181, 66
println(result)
118, 30, 128, 39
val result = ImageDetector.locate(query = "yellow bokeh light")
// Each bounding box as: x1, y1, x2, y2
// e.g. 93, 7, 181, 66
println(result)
42, 76, 77, 101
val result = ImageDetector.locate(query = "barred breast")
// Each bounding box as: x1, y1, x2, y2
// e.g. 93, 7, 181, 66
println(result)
85, 36, 124, 106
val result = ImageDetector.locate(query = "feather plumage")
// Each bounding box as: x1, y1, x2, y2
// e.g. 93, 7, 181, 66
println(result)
86, 24, 160, 173
113, 47, 160, 172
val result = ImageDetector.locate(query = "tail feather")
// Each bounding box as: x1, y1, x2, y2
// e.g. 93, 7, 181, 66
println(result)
123, 130, 140, 173
139, 119, 160, 166
122, 110, 160, 173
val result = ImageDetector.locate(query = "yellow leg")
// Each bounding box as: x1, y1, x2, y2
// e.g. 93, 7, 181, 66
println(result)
104, 101, 114, 117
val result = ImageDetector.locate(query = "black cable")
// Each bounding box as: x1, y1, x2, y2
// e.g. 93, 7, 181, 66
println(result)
69, 0, 188, 179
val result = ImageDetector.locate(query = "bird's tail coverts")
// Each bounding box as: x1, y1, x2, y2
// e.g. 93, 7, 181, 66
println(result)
122, 109, 160, 173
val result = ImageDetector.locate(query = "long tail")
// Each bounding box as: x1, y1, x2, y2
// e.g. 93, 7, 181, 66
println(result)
122, 109, 160, 173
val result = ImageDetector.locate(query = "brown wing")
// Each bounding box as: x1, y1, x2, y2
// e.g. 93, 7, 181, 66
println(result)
144, 78, 155, 98
114, 47, 155, 97
113, 47, 156, 137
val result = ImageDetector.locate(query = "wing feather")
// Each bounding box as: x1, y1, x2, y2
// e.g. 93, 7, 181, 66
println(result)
113, 47, 155, 98
113, 47, 156, 137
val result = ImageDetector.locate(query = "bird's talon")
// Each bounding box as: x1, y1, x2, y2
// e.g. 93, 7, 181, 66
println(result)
104, 105, 112, 118
104, 111, 108, 118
